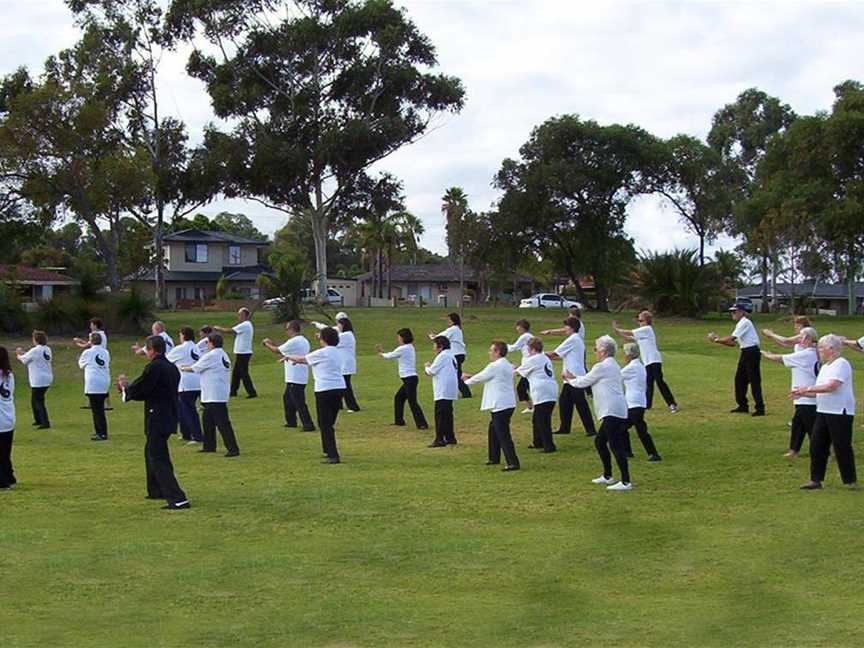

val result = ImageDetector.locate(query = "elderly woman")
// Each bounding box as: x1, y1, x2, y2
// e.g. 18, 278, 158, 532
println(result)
563, 335, 632, 491
790, 334, 858, 490
762, 327, 820, 458
762, 315, 812, 351
620, 343, 662, 462
613, 311, 678, 413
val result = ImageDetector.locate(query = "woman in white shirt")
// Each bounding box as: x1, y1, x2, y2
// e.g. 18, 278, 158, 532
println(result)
464, 341, 520, 471
377, 328, 428, 430
428, 312, 471, 399
791, 334, 858, 490
0, 346, 17, 489
424, 336, 459, 447
263, 320, 315, 432
546, 317, 596, 437
515, 337, 558, 453
16, 329, 53, 429
78, 332, 111, 441
613, 311, 678, 412
620, 344, 661, 462
214, 308, 257, 399
508, 319, 534, 413
166, 326, 204, 444
333, 317, 361, 411
564, 335, 632, 491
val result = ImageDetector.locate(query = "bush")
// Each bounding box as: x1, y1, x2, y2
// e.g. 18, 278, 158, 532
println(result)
0, 283, 28, 333
631, 249, 721, 317
114, 289, 155, 334
32, 297, 77, 334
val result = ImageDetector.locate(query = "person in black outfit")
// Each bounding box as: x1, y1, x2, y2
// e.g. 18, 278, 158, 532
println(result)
117, 336, 190, 510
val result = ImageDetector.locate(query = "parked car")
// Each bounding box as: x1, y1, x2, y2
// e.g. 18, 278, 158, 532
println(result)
301, 288, 343, 305
519, 293, 583, 309
723, 297, 754, 313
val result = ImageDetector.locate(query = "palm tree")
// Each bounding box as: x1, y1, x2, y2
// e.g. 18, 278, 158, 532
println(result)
441, 187, 470, 315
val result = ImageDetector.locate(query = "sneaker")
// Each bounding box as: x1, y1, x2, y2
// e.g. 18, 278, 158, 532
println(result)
648, 454, 662, 462
90, 434, 108, 442
607, 481, 633, 491
784, 450, 798, 458
186, 440, 201, 446
752, 410, 766, 417
162, 500, 191, 510
521, 407, 534, 414
670, 404, 679, 413
730, 407, 749, 414
848, 482, 862, 491
799, 481, 822, 490
591, 475, 617, 485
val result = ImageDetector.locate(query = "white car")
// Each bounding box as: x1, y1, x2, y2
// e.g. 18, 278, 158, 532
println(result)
519, 293, 583, 309
263, 288, 343, 309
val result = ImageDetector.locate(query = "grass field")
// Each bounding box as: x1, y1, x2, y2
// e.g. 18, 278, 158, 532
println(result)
1, 306, 863, 647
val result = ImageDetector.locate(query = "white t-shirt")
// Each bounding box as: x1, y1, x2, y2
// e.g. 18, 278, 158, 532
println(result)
191, 348, 232, 403
465, 357, 517, 413
425, 349, 459, 401
0, 372, 15, 433
196, 337, 210, 355
17, 345, 53, 388
233, 320, 254, 354
732, 317, 760, 349
516, 353, 558, 405
437, 325, 466, 356
166, 340, 202, 392
632, 325, 662, 365
93, 330, 108, 349
621, 358, 648, 409
78, 346, 111, 395
382, 344, 418, 378
278, 336, 310, 385
507, 332, 533, 360
781, 347, 819, 406
857, 335, 864, 350
307, 346, 346, 392
337, 330, 357, 375
815, 357, 856, 416
159, 331, 174, 350
554, 333, 586, 378
570, 357, 627, 420
578, 321, 586, 340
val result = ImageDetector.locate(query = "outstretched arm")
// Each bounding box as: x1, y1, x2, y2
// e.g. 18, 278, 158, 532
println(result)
760, 350, 784, 363
707, 332, 737, 347
842, 338, 864, 353
611, 321, 635, 340
762, 329, 800, 348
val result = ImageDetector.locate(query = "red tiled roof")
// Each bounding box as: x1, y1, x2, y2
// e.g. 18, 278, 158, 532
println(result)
0, 265, 78, 284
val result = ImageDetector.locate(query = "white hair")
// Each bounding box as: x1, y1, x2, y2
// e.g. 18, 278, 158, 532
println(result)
818, 333, 843, 353
595, 335, 617, 356
623, 342, 640, 359
800, 327, 818, 343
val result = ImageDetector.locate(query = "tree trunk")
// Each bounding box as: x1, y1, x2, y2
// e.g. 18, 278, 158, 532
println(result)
310, 208, 329, 304
154, 200, 165, 308
849, 251, 857, 316
699, 234, 705, 268
760, 254, 769, 313
595, 283, 609, 312
459, 256, 465, 318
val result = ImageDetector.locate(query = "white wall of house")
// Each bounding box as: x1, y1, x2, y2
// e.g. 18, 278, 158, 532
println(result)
165, 242, 260, 272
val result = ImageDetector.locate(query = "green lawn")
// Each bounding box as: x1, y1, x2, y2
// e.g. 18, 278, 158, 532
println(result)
1, 307, 863, 647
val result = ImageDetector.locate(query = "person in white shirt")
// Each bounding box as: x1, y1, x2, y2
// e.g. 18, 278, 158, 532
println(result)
78, 333, 111, 441
183, 334, 240, 457
16, 329, 53, 429
515, 337, 558, 453
284, 326, 346, 464
790, 334, 858, 490
620, 344, 661, 462
0, 347, 17, 489
763, 315, 813, 351
214, 308, 257, 399
424, 336, 459, 447
73, 317, 107, 350
564, 335, 632, 491
540, 304, 587, 341
762, 327, 820, 457
428, 312, 471, 399
197, 326, 213, 355
262, 320, 315, 432
508, 319, 534, 413
546, 317, 596, 437
377, 328, 428, 430
132, 321, 174, 356
708, 304, 765, 416
613, 311, 678, 413
335, 318, 361, 411
166, 326, 204, 444
464, 341, 520, 471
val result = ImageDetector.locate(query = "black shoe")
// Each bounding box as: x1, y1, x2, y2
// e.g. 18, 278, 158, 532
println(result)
428, 442, 447, 448
90, 434, 108, 441
162, 500, 191, 510
321, 457, 341, 464
626, 453, 635, 458
417, 425, 429, 430
104, 407, 114, 411
284, 424, 297, 428
32, 421, 39, 427
36, 424, 50, 430
586, 432, 598, 438
246, 394, 258, 399
502, 465, 521, 472
648, 454, 663, 462
198, 449, 216, 453
730, 407, 749, 414
543, 448, 557, 453
390, 422, 406, 427
80, 405, 91, 409
553, 430, 570, 435
446, 440, 458, 445
752, 410, 766, 417
485, 461, 500, 466
302, 427, 316, 432
224, 451, 240, 458
800, 481, 822, 490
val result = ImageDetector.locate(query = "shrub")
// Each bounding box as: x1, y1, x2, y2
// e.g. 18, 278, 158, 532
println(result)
32, 297, 77, 334
631, 249, 721, 317
0, 283, 28, 333
114, 289, 155, 335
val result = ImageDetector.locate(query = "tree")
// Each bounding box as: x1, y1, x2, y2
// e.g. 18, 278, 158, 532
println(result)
441, 187, 472, 314
166, 0, 465, 302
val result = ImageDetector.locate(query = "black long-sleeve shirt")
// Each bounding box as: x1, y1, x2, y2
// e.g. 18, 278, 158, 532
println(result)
123, 355, 181, 433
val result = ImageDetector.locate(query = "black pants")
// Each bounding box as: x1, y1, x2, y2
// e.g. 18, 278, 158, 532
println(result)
455, 354, 472, 398
316, 389, 343, 459
595, 416, 630, 484
145, 416, 188, 504
284, 382, 315, 430
556, 383, 596, 436
177, 391, 203, 441
88, 393, 108, 437
202, 402, 240, 454
31, 386, 50, 427
516, 377, 531, 403
0, 431, 15, 488
623, 407, 659, 457
790, 404, 817, 453
810, 413, 857, 484
735, 347, 764, 412
230, 353, 257, 397
645, 362, 676, 409
532, 401, 556, 452
342, 375, 360, 411
488, 408, 519, 467
395, 376, 428, 427
434, 399, 457, 445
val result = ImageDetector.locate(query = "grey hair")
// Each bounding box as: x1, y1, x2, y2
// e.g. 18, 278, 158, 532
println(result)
153, 320, 166, 332
818, 333, 843, 353
623, 342, 640, 359
595, 335, 617, 356
799, 327, 818, 343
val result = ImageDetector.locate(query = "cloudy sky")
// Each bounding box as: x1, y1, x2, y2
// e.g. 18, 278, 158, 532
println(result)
3, 1, 863, 256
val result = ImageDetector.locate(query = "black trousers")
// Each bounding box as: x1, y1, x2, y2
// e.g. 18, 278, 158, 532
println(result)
201, 402, 240, 454
531, 401, 556, 452
516, 377, 531, 403
395, 376, 428, 427
145, 416, 188, 504
230, 353, 257, 397
342, 375, 361, 411
316, 389, 343, 459
645, 362, 676, 409
31, 386, 50, 427
88, 393, 108, 437
623, 407, 659, 457
556, 383, 596, 436
284, 382, 315, 430
488, 407, 519, 467
455, 354, 472, 398
810, 413, 857, 484
735, 347, 764, 412
595, 416, 630, 484
790, 404, 817, 453
433, 399, 457, 445
0, 431, 15, 488
177, 391, 203, 441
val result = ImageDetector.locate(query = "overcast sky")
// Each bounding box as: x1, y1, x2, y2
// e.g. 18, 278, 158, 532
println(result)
3, 1, 863, 256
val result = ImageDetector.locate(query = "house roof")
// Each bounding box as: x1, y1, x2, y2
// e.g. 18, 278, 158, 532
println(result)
0, 265, 79, 285
736, 282, 864, 299
163, 229, 269, 246
130, 266, 267, 283
355, 263, 534, 283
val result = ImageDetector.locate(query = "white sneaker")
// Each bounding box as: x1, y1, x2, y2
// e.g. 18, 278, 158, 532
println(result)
521, 407, 534, 414
607, 481, 633, 491
670, 404, 679, 413
591, 475, 617, 485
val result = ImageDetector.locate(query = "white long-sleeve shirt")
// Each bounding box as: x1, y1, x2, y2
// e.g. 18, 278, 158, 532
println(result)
17, 344, 53, 388
337, 330, 357, 375
516, 353, 558, 405
0, 372, 15, 433
569, 356, 627, 420
166, 340, 202, 392
465, 357, 517, 413
632, 326, 662, 365
382, 344, 418, 378
78, 346, 111, 395
425, 349, 459, 401
781, 347, 819, 406
507, 332, 533, 360
191, 348, 232, 403
554, 332, 586, 378
435, 325, 466, 356
621, 358, 647, 409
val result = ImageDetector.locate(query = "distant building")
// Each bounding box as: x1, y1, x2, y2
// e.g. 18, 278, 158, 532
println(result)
0, 265, 79, 307
736, 282, 864, 315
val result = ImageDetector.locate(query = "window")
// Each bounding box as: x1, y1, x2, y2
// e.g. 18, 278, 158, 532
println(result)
185, 243, 208, 263
194, 287, 206, 301
175, 287, 186, 302
228, 245, 242, 265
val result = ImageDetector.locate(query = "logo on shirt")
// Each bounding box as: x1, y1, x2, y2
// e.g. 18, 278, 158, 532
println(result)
191, 349, 200, 361
544, 364, 553, 377
43, 351, 51, 362
814, 361, 822, 377
222, 358, 231, 370
0, 379, 10, 399
95, 354, 106, 367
